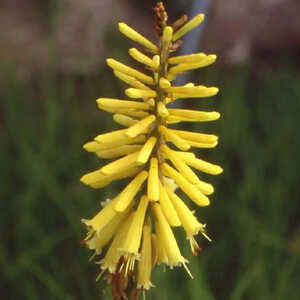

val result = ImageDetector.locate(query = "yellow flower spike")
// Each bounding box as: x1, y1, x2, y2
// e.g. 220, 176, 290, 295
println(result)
113, 114, 138, 127
138, 218, 154, 290
177, 153, 223, 175
81, 3, 222, 293
81, 197, 120, 234
159, 125, 191, 151
152, 203, 188, 268
113, 71, 151, 90
168, 52, 206, 64
100, 151, 141, 175
159, 77, 171, 89
162, 163, 210, 207
119, 195, 149, 273
96, 145, 142, 159
157, 102, 169, 117
100, 213, 134, 273
161, 145, 200, 184
172, 13, 205, 41
125, 88, 157, 99
137, 136, 157, 164
106, 58, 154, 85
147, 158, 160, 202
126, 115, 156, 138
168, 109, 220, 122
159, 181, 181, 227
129, 48, 156, 69
114, 171, 148, 212
118, 22, 158, 52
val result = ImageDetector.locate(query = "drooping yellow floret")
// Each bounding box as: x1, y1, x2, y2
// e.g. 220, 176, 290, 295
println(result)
138, 218, 154, 290
159, 181, 181, 227
152, 203, 188, 268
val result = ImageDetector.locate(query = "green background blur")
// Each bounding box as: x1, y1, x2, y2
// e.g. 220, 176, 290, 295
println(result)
1, 0, 300, 299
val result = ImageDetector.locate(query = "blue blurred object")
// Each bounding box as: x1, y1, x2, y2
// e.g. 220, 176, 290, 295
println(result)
174, 0, 211, 88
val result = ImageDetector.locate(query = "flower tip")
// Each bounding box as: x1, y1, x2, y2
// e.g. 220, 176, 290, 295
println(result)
214, 112, 221, 120
106, 58, 114, 67
196, 13, 205, 22
81, 218, 90, 226
202, 198, 210, 207
216, 166, 224, 174
80, 174, 88, 184
212, 87, 219, 95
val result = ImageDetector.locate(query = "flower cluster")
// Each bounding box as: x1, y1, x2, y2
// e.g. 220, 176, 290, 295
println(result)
80, 3, 222, 298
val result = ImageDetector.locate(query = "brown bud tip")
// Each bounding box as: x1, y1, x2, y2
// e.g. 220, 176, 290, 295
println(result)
153, 2, 168, 36
172, 14, 189, 32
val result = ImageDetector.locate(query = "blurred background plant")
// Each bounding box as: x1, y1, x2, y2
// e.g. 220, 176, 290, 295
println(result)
1, 0, 300, 299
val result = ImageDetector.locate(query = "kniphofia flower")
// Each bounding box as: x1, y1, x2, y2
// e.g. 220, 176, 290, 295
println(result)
81, 2, 222, 298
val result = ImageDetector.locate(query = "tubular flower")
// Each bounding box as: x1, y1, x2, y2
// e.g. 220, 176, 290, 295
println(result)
81, 2, 222, 298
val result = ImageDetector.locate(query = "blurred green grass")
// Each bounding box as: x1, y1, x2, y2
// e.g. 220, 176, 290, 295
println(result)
1, 65, 300, 300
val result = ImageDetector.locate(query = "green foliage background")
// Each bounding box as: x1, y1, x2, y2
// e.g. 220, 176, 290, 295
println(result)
1, 37, 300, 300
